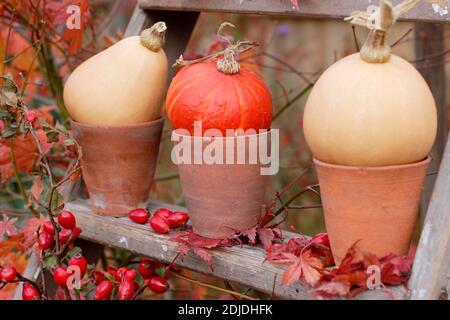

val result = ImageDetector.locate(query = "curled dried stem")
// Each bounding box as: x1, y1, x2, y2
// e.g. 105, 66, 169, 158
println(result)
173, 22, 258, 74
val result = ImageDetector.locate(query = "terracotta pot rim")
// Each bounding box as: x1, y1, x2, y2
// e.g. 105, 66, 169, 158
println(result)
70, 117, 164, 129
172, 128, 273, 140
313, 156, 431, 171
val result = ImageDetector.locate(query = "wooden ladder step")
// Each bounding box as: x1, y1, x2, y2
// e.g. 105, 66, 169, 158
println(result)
66, 199, 407, 300
138, 0, 450, 23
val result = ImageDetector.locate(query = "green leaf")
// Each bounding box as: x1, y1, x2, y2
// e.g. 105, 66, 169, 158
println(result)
4, 74, 18, 93
0, 110, 10, 118
45, 189, 64, 212
43, 255, 58, 269
1, 127, 17, 139
104, 273, 116, 282
66, 246, 82, 259
63, 138, 75, 146
38, 118, 53, 130
46, 131, 59, 143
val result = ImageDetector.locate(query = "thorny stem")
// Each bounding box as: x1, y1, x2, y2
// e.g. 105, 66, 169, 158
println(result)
1, 10, 15, 76
8, 139, 27, 197
273, 184, 320, 216
19, 45, 41, 95
287, 204, 322, 210
272, 83, 314, 121
29, 126, 54, 187
391, 28, 412, 47
131, 285, 148, 300
171, 271, 257, 300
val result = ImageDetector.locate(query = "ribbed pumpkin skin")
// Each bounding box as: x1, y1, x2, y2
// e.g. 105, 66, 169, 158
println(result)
166, 61, 272, 135
303, 53, 437, 167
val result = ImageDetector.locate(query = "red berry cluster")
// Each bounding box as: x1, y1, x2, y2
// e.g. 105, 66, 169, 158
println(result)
128, 208, 189, 234
39, 210, 81, 251
39, 210, 89, 290
0, 266, 41, 300
94, 259, 169, 300
53, 254, 88, 287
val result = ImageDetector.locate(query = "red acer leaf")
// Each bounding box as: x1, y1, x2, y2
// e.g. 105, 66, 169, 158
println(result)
169, 229, 235, 270
62, 29, 83, 56
310, 233, 330, 247
315, 242, 413, 298
192, 247, 213, 270
282, 249, 322, 286
0, 215, 18, 238
240, 226, 257, 245
258, 227, 275, 249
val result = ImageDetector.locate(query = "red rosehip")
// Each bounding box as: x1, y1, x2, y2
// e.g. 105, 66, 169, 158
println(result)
146, 275, 169, 294
95, 280, 113, 300
128, 208, 149, 224
70, 227, 82, 245
166, 211, 190, 229
138, 260, 155, 279
38, 231, 53, 251
58, 228, 71, 245
68, 254, 88, 278
149, 216, 170, 234
25, 110, 37, 124
125, 269, 137, 282
0, 266, 17, 282
115, 267, 129, 282
154, 208, 173, 220
106, 267, 117, 279
42, 220, 55, 235
73, 226, 82, 238
53, 267, 70, 287
58, 210, 76, 230
22, 283, 41, 300
118, 280, 135, 300
94, 271, 105, 285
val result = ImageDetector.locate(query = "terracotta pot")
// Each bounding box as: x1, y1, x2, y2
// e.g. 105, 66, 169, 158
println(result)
173, 130, 273, 239
314, 156, 431, 265
71, 118, 164, 217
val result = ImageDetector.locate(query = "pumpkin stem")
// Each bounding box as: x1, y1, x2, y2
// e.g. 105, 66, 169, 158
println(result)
172, 22, 258, 75
216, 48, 240, 74
360, 29, 391, 63
140, 22, 167, 52
346, 0, 426, 63
360, 0, 392, 63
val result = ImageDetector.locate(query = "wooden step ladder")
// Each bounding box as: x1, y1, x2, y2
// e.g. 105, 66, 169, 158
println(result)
16, 0, 450, 300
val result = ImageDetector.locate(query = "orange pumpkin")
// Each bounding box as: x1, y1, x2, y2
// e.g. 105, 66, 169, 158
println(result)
166, 60, 272, 135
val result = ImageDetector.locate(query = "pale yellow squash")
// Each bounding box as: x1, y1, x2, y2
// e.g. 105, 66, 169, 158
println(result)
303, 1, 437, 167
64, 22, 168, 125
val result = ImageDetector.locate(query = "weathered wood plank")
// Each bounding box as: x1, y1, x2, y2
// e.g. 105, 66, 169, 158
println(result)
414, 24, 448, 219
144, 10, 199, 79
65, 199, 406, 300
138, 0, 450, 23
124, 6, 151, 37
409, 131, 450, 300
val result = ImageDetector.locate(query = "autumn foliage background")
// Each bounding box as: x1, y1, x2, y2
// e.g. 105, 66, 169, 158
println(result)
0, 0, 449, 300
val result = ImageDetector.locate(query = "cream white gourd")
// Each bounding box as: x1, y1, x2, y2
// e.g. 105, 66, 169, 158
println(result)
303, 0, 437, 166
64, 22, 168, 125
